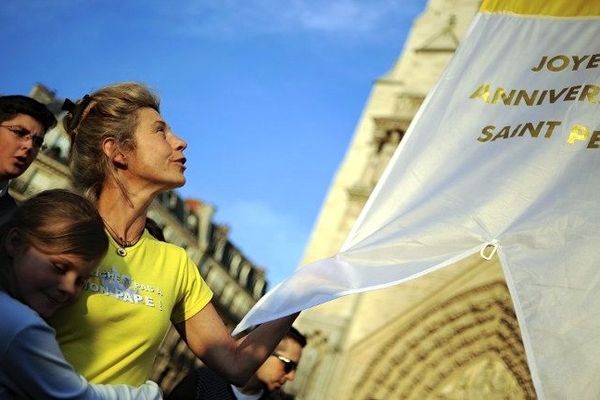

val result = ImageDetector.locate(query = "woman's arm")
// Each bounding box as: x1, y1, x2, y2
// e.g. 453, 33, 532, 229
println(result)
175, 302, 298, 386
3, 323, 162, 400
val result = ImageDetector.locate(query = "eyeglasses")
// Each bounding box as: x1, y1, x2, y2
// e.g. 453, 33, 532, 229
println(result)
0, 124, 46, 150
272, 352, 298, 374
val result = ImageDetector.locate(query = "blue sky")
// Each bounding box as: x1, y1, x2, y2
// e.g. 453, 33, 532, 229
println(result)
1, 0, 427, 286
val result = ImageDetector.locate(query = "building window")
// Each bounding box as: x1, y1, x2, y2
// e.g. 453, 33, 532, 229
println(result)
229, 254, 242, 278
220, 284, 236, 307
238, 264, 252, 287
253, 279, 267, 300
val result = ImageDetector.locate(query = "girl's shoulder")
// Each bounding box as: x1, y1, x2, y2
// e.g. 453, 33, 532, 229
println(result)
0, 291, 47, 344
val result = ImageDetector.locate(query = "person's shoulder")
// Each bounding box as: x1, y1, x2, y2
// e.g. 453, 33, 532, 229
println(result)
196, 366, 235, 394
143, 231, 189, 257
196, 366, 228, 383
0, 191, 18, 224
0, 291, 46, 338
265, 390, 296, 400
168, 366, 234, 400
0, 191, 17, 208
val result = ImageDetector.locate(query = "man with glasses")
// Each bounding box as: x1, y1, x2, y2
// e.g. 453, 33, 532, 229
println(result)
168, 327, 307, 400
0, 95, 56, 223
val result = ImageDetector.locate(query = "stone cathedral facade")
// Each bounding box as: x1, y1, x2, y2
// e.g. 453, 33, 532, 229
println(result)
288, 0, 536, 399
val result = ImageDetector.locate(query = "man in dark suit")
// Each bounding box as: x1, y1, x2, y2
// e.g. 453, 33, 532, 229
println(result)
0, 95, 56, 223
168, 326, 307, 400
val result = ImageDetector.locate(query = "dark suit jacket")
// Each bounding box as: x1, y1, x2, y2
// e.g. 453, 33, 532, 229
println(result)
167, 367, 294, 400
0, 191, 17, 226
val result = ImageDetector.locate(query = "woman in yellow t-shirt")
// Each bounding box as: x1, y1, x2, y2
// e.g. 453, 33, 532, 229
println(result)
50, 83, 298, 387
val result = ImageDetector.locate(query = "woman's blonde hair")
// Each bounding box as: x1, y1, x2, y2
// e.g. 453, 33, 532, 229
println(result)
63, 82, 160, 201
0, 189, 108, 294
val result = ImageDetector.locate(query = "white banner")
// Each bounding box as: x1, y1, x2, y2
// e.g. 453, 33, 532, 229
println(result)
235, 5, 600, 399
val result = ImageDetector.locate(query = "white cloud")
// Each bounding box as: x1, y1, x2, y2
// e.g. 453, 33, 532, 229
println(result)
4, 0, 425, 40
160, 0, 423, 38
289, 0, 398, 33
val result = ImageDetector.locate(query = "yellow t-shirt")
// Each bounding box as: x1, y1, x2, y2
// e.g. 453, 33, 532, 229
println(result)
50, 230, 213, 385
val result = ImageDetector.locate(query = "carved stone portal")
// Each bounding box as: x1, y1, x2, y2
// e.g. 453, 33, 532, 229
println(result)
353, 281, 536, 400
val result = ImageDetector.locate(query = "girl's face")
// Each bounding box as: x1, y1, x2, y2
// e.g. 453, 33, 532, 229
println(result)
125, 107, 188, 192
7, 233, 99, 318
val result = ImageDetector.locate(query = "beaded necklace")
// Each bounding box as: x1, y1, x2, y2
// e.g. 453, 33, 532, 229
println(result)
101, 218, 143, 257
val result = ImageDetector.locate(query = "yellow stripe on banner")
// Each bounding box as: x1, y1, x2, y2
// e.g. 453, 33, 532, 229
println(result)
481, 0, 600, 17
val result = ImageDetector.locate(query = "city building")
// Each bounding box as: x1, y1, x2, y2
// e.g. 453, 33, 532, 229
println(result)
289, 0, 536, 398
10, 84, 268, 394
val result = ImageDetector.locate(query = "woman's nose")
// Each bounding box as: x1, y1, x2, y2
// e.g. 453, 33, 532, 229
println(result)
171, 132, 187, 151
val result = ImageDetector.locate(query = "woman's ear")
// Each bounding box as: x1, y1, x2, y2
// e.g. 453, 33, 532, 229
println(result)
5, 228, 25, 257
102, 137, 128, 169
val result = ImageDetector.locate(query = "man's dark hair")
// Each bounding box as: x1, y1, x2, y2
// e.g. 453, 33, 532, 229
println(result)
286, 326, 307, 348
0, 95, 57, 132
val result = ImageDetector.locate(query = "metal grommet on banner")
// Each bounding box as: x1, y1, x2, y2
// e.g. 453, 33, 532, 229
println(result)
480, 241, 498, 260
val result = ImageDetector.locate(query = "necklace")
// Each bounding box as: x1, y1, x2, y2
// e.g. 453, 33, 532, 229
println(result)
101, 218, 143, 257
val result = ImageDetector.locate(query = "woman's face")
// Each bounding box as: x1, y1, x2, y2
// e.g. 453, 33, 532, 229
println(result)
125, 107, 188, 192
8, 236, 99, 318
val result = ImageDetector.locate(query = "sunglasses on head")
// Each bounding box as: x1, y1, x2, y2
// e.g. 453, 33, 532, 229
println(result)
272, 352, 298, 373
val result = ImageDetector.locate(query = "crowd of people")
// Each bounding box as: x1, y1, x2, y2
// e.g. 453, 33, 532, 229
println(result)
0, 86, 306, 399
